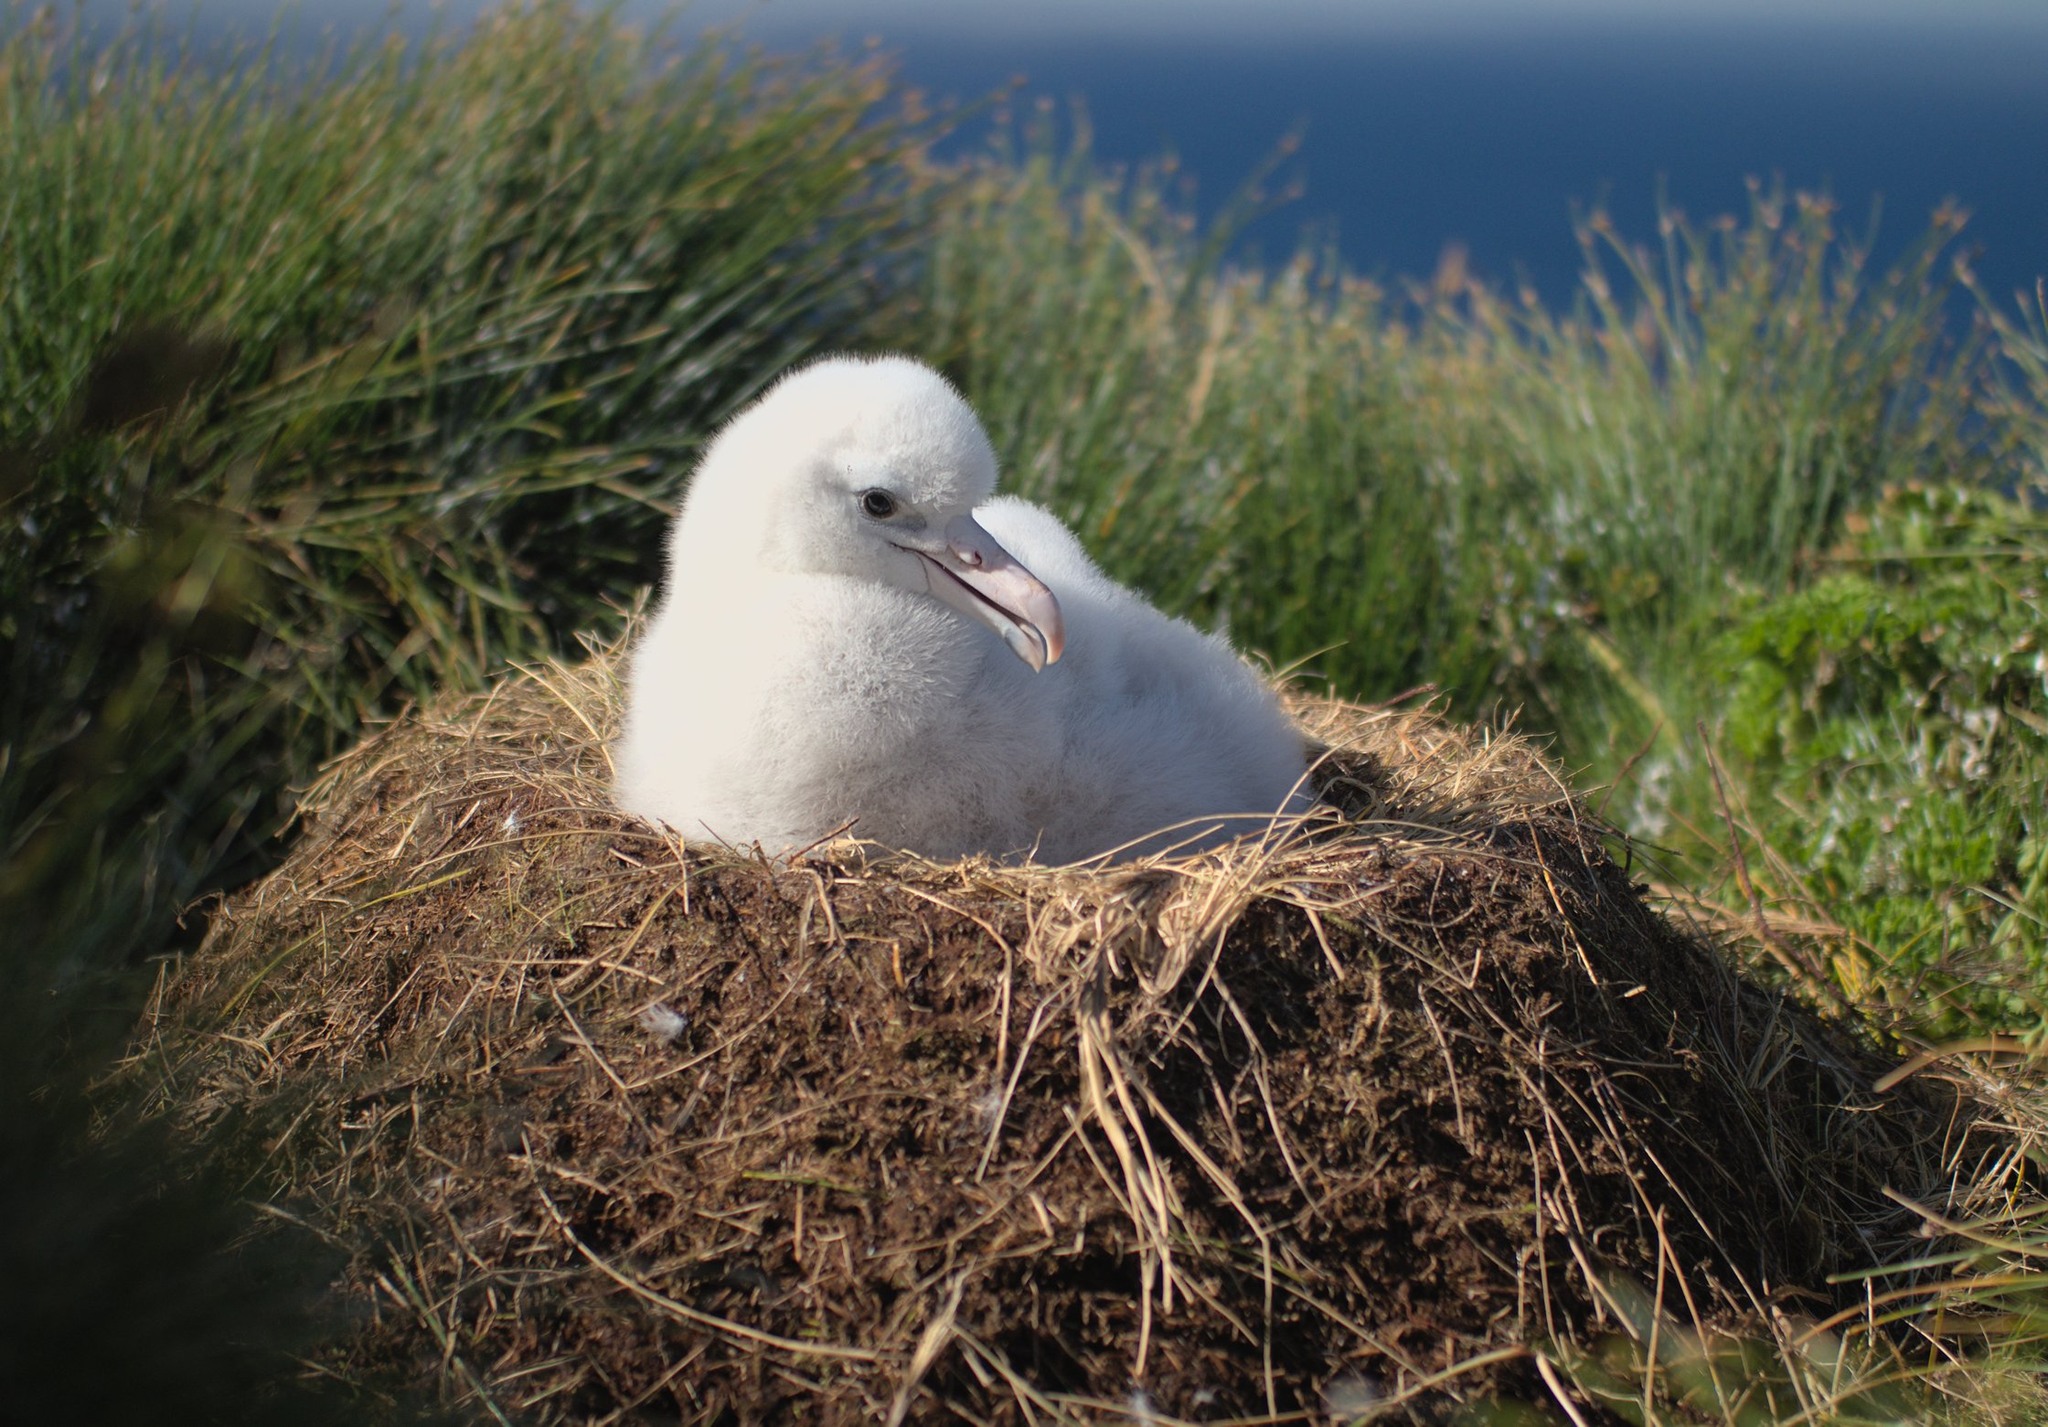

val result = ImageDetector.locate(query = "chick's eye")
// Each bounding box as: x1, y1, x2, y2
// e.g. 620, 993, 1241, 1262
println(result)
859, 489, 897, 519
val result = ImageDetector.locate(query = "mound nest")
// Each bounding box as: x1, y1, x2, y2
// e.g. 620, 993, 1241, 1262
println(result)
134, 653, 1965, 1423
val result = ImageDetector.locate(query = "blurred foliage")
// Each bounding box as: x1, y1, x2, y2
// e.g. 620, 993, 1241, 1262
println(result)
1445, 1217, 2048, 1427
1528, 1265, 2048, 1427
1718, 486, 2048, 1036
0, 1090, 450, 1425
0, 2, 929, 1418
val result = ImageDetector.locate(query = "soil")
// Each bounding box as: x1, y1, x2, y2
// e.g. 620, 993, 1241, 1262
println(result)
133, 657, 1959, 1424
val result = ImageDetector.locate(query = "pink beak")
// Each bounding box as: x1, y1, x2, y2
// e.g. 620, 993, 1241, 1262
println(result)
911, 515, 1066, 671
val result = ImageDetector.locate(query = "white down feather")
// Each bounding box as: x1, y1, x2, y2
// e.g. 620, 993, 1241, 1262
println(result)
613, 355, 1308, 863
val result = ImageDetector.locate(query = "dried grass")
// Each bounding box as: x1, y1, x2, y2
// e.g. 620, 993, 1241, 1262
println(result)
127, 639, 2023, 1423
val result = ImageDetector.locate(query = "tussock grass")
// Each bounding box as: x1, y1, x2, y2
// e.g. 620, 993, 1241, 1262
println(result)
907, 132, 2046, 1041
912, 142, 1985, 748
1, 0, 925, 1017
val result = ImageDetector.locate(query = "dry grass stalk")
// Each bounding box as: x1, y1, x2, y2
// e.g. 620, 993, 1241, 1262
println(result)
127, 638, 2017, 1422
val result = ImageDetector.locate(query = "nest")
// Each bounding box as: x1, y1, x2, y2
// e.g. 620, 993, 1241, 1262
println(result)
133, 650, 1969, 1423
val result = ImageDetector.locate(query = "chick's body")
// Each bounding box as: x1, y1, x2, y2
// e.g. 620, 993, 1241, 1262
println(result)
613, 358, 1306, 862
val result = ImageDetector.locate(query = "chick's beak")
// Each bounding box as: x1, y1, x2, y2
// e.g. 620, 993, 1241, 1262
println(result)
913, 514, 1066, 671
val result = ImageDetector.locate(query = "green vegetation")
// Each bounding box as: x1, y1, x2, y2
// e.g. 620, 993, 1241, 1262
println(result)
1, 1, 922, 1021
914, 136, 2041, 1037
2, 3, 2044, 1422
1720, 487, 2048, 1033
917, 143, 1985, 735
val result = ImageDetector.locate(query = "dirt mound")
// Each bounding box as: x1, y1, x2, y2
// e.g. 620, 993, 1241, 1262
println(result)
135, 653, 1957, 1422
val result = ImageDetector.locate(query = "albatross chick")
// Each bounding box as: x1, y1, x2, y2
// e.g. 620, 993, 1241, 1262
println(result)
613, 355, 1308, 862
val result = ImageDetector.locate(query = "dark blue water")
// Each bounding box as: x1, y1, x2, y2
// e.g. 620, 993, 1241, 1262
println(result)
884, 21, 2048, 309
65, 4, 2048, 310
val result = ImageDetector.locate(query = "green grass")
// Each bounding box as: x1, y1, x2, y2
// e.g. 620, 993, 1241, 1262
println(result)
905, 131, 2041, 1036
10, 2, 2032, 1051
3, 4, 2046, 1420
1, 0, 926, 1025
911, 137, 1987, 714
